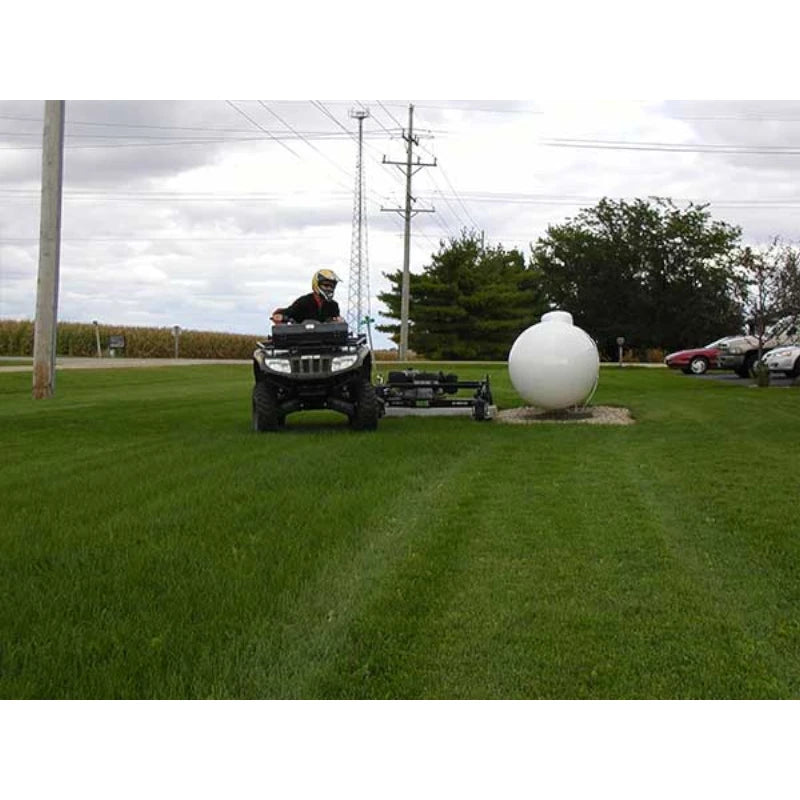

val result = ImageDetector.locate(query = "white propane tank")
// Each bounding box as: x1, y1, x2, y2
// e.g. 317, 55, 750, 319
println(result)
508, 310, 600, 410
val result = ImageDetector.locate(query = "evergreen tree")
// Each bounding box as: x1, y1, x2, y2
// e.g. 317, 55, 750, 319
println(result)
378, 231, 546, 359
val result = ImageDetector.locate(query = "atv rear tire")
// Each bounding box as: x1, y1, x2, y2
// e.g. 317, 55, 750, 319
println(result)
351, 380, 379, 431
252, 382, 281, 432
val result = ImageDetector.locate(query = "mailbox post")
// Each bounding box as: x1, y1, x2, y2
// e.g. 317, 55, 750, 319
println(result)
108, 334, 125, 358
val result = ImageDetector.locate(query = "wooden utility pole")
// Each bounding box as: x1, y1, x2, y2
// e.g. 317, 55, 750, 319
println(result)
32, 100, 65, 399
381, 103, 436, 360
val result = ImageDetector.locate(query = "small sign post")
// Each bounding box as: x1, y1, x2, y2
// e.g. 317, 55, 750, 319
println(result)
93, 320, 102, 358
616, 336, 625, 367
108, 334, 125, 358
362, 315, 375, 352
172, 325, 181, 359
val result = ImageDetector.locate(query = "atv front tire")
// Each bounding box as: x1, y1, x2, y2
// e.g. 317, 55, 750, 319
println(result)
351, 380, 379, 431
252, 382, 281, 432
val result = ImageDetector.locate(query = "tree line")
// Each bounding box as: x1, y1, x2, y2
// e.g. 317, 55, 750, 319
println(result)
377, 197, 800, 361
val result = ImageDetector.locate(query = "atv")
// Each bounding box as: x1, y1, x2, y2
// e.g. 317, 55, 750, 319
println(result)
251, 320, 379, 431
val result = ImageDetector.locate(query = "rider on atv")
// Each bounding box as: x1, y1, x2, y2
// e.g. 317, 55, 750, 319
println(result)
270, 269, 343, 325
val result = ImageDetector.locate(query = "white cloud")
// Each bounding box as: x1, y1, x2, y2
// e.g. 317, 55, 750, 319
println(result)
4, 99, 800, 350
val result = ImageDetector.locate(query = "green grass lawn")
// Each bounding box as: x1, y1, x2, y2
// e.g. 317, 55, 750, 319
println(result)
1, 363, 799, 698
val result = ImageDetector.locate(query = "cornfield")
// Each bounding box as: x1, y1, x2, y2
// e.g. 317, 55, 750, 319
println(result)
0, 319, 259, 359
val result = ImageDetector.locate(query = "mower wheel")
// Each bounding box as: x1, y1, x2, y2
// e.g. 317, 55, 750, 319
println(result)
441, 373, 459, 394
473, 399, 487, 421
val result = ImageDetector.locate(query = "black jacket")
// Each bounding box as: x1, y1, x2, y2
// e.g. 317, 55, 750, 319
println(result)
282, 292, 341, 323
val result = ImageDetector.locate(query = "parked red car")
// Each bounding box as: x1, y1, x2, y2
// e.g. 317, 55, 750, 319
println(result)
664, 338, 730, 375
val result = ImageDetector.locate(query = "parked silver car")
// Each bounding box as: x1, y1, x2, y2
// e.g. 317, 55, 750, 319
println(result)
762, 345, 800, 378
716, 316, 799, 378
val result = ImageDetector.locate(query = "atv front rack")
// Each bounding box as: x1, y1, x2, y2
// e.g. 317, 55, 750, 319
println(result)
375, 369, 495, 421
269, 320, 353, 350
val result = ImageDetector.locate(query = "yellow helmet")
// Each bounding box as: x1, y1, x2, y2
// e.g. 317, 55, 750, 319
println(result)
312, 269, 341, 301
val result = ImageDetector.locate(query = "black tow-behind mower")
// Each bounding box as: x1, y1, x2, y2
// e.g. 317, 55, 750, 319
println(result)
375, 369, 495, 421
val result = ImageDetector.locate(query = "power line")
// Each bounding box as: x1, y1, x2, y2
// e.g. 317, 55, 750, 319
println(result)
0, 137, 262, 151
8, 184, 800, 210
224, 102, 396, 220
376, 102, 800, 123
417, 208, 455, 243
309, 100, 408, 199
0, 188, 353, 200
258, 102, 337, 159
256, 100, 359, 196
356, 100, 395, 138
429, 188, 468, 237
312, 100, 395, 165
412, 118, 481, 232
419, 155, 481, 232
0, 128, 351, 142
8, 105, 800, 139
375, 102, 544, 116
375, 101, 404, 129
542, 137, 800, 155
0, 112, 289, 133
224, 100, 303, 159
310, 100, 355, 137
0, 134, 393, 151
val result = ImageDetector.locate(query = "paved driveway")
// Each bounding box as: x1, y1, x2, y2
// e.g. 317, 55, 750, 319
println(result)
0, 357, 250, 373
678, 371, 797, 387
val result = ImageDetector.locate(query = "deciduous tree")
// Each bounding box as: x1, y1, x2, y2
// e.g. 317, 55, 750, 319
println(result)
739, 238, 800, 360
530, 198, 744, 358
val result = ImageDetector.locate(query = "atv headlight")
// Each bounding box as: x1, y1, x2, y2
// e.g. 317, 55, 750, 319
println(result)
265, 358, 291, 374
331, 354, 358, 372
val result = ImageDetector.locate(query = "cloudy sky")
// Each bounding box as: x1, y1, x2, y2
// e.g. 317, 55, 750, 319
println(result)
4, 98, 800, 349
3, 0, 799, 351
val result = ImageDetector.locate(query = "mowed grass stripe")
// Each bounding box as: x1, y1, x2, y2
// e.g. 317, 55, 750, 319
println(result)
217, 422, 502, 697
2, 365, 800, 698
619, 436, 800, 697
299, 427, 737, 698
1, 368, 511, 697
310, 423, 798, 698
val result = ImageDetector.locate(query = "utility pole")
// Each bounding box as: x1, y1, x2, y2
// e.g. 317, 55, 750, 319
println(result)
32, 100, 65, 399
381, 103, 436, 360
347, 108, 370, 334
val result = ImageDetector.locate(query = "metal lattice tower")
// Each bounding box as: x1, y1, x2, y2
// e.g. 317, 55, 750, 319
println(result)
347, 108, 370, 334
